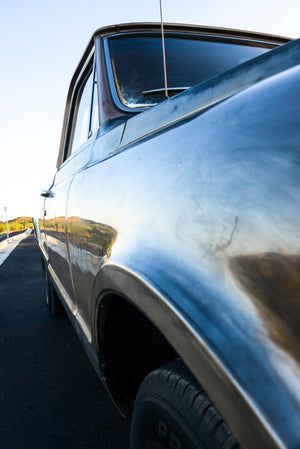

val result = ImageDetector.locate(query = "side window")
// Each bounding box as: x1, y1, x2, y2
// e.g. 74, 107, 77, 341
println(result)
90, 73, 99, 138
70, 63, 99, 155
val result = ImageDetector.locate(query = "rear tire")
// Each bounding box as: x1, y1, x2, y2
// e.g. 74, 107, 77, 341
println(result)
130, 359, 239, 449
42, 258, 62, 315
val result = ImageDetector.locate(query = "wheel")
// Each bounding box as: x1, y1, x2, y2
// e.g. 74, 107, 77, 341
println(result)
130, 360, 239, 449
42, 258, 62, 315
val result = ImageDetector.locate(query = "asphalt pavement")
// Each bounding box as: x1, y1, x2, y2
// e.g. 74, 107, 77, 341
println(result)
0, 235, 130, 449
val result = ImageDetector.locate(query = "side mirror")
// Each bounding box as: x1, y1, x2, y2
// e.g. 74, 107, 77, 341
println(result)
40, 190, 55, 198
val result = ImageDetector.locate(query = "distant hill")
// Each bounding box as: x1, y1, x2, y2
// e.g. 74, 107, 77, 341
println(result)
0, 216, 33, 233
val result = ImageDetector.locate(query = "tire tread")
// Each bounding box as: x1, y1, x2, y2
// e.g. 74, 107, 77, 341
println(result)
133, 360, 240, 449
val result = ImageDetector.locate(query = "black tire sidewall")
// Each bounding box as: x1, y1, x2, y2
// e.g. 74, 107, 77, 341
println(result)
42, 258, 61, 315
130, 360, 239, 449
42, 259, 52, 311
131, 395, 205, 449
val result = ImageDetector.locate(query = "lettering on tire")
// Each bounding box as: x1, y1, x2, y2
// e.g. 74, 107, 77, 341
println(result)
158, 419, 182, 449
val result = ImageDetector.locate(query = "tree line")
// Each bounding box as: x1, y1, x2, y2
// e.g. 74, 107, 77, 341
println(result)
0, 216, 32, 233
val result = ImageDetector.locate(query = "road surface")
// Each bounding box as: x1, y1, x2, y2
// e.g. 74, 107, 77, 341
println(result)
0, 235, 130, 449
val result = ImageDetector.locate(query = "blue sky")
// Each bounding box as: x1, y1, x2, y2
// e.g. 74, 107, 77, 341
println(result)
0, 0, 299, 221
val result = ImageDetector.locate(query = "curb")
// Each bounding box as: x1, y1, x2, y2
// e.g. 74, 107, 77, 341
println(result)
0, 229, 32, 251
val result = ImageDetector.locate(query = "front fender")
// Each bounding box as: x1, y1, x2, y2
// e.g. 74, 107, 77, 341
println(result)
90, 242, 297, 449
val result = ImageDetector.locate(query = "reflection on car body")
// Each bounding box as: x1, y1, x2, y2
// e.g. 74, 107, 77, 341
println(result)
34, 22, 300, 449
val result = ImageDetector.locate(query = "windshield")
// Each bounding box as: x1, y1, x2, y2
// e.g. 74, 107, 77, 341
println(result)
106, 33, 270, 109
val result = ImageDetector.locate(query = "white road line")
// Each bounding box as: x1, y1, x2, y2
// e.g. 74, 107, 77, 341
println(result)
0, 230, 32, 267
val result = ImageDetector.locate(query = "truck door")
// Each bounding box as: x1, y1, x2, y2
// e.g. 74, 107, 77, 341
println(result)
42, 53, 97, 318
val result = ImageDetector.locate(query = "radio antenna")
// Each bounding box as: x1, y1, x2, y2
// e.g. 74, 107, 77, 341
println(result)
159, 0, 169, 99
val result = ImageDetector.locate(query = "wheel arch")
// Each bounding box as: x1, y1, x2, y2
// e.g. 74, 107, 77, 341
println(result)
90, 260, 284, 449
91, 261, 181, 416
95, 290, 178, 417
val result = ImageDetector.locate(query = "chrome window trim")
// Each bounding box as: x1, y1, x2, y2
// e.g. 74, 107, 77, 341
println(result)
65, 58, 100, 160
103, 31, 275, 113
103, 35, 145, 113
62, 49, 96, 162
69, 67, 94, 155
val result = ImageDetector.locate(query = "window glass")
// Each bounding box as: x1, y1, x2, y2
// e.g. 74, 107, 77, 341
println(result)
107, 34, 269, 108
90, 71, 99, 137
71, 69, 93, 154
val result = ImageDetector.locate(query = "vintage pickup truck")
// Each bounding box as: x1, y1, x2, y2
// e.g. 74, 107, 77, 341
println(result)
34, 23, 300, 448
